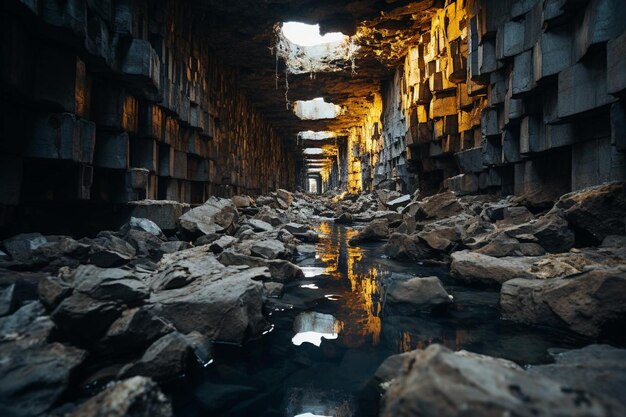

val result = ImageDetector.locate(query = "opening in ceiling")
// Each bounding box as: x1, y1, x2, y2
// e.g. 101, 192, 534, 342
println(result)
274, 22, 359, 75
303, 148, 324, 155
294, 98, 343, 120
297, 130, 337, 140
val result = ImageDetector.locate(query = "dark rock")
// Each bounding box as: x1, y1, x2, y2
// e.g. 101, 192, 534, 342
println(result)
385, 194, 411, 210
348, 219, 389, 245
334, 212, 354, 224
2, 233, 47, 264
556, 182, 626, 243
263, 282, 284, 298
129, 199, 189, 233
383, 233, 432, 261
247, 219, 274, 233
450, 250, 536, 286
178, 197, 238, 239
250, 239, 289, 260
123, 229, 165, 261
416, 191, 465, 220
73, 265, 148, 304
0, 301, 54, 344
501, 267, 626, 337
51, 293, 123, 343
283, 222, 310, 234
38, 275, 73, 310
380, 344, 620, 417
193, 233, 221, 246
160, 240, 190, 254
209, 235, 236, 254
120, 217, 166, 239
385, 276, 452, 313
87, 233, 137, 268
65, 376, 171, 417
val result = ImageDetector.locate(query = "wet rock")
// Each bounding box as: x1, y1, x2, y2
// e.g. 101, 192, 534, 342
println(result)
209, 235, 236, 254
529, 345, 626, 409
87, 233, 137, 268
450, 250, 536, 286
120, 217, 165, 239
73, 265, 148, 304
129, 199, 189, 233
385, 276, 452, 313
293, 230, 320, 243
119, 332, 192, 382
250, 239, 289, 260
97, 306, 174, 354
247, 219, 274, 233
335, 212, 354, 224
177, 197, 238, 239
383, 233, 432, 261
501, 267, 626, 337
51, 293, 123, 343
417, 227, 458, 252
2, 233, 47, 264
65, 376, 171, 417
556, 182, 626, 243
0, 341, 86, 417
348, 219, 389, 245
380, 344, 619, 417
386, 194, 411, 210
263, 282, 284, 298
267, 260, 304, 282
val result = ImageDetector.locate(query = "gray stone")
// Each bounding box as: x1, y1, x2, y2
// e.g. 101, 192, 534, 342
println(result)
209, 235, 236, 254
2, 233, 47, 263
178, 197, 238, 239
129, 200, 190, 233
73, 265, 148, 304
120, 217, 165, 239
385, 276, 452, 313
51, 293, 123, 343
247, 219, 274, 233
450, 250, 537, 286
250, 239, 288, 260
383, 233, 433, 261
349, 219, 389, 245
119, 332, 191, 382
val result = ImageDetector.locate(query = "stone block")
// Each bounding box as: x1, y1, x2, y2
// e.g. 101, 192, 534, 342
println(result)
430, 94, 458, 118
120, 39, 161, 96
130, 137, 157, 172
94, 131, 129, 169
172, 151, 188, 180
482, 136, 502, 166
533, 27, 572, 83
455, 148, 484, 173
496, 19, 525, 59
611, 102, 626, 152
447, 173, 479, 195
29, 113, 96, 163
502, 128, 522, 163
573, 0, 626, 62
138, 104, 163, 140
572, 136, 626, 189
512, 50, 534, 96
158, 144, 174, 177
607, 30, 626, 96
92, 81, 138, 132
481, 107, 500, 138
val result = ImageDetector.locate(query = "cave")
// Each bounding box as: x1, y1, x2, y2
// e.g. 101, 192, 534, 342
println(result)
1, 1, 626, 417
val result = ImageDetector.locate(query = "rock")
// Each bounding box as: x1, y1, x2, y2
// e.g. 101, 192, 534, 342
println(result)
129, 199, 189, 233
385, 194, 411, 210
416, 191, 465, 220
149, 246, 227, 291
383, 233, 433, 261
556, 182, 626, 243
51, 293, 123, 343
529, 345, 626, 409
276, 189, 293, 207
380, 344, 619, 417
385, 276, 452, 313
263, 282, 284, 298
217, 250, 267, 268
160, 240, 190, 254
193, 233, 221, 246
602, 235, 626, 248
500, 267, 626, 337
88, 234, 137, 268
119, 332, 192, 382
122, 229, 165, 261
65, 376, 171, 417
266, 260, 304, 282
231, 195, 253, 208
293, 230, 320, 243
348, 219, 389, 245
417, 227, 458, 252
97, 306, 174, 354
283, 223, 309, 234
209, 235, 236, 254
120, 217, 165, 239
0, 250, 8, 262
527, 212, 575, 253
0, 301, 54, 344
177, 197, 238, 239
476, 233, 546, 257
38, 275, 73, 310
250, 239, 289, 260
334, 212, 354, 224
450, 250, 536, 286
496, 206, 534, 226
73, 265, 148, 304
246, 219, 274, 233
2, 233, 47, 263
0, 341, 86, 417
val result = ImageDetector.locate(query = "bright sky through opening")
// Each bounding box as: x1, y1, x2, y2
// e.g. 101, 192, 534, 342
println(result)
282, 22, 346, 46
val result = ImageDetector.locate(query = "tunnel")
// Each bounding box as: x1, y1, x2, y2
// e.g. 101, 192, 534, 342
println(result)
1, 1, 626, 416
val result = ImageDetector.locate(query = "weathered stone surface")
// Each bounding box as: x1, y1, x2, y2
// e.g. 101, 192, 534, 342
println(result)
178, 197, 238, 239
2, 233, 47, 264
87, 233, 137, 268
65, 376, 172, 417
38, 275, 73, 310
250, 239, 289, 260
416, 192, 465, 220
129, 200, 189, 233
380, 344, 620, 417
383, 233, 433, 261
349, 219, 389, 245
501, 267, 626, 337
247, 219, 274, 233
556, 182, 626, 243
334, 212, 354, 224
385, 194, 411, 210
209, 235, 236, 254
73, 264, 148, 304
51, 293, 123, 342
385, 276, 452, 313
450, 250, 537, 285
120, 217, 165, 239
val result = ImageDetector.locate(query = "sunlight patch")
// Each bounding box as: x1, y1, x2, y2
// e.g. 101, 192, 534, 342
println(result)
298, 130, 337, 140
294, 98, 343, 120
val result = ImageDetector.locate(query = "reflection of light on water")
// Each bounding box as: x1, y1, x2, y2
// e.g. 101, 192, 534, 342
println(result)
292, 331, 339, 347
295, 414, 332, 417
292, 312, 342, 347
301, 267, 326, 277
301, 284, 319, 289
324, 294, 341, 301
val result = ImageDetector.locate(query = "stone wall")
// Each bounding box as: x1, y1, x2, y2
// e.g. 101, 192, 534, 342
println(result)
372, 0, 626, 201
0, 0, 295, 234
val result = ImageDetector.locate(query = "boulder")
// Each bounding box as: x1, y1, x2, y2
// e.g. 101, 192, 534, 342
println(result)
283, 223, 310, 234
416, 191, 465, 220
0, 341, 86, 417
383, 233, 433, 261
217, 251, 302, 282
556, 182, 626, 243
73, 265, 148, 304
263, 282, 284, 298
450, 250, 536, 286
87, 233, 136, 268
417, 227, 458, 252
177, 197, 238, 239
65, 376, 171, 417
51, 293, 123, 343
38, 275, 73, 310
209, 235, 236, 254
348, 219, 389, 245
250, 239, 289, 260
247, 219, 274, 233
529, 345, 626, 409
120, 217, 165, 239
149, 246, 227, 291
385, 194, 411, 210
380, 344, 620, 417
385, 276, 452, 313
129, 199, 189, 233
123, 229, 164, 260
231, 195, 253, 208
334, 212, 354, 224
2, 233, 47, 264
500, 267, 626, 337
276, 189, 294, 207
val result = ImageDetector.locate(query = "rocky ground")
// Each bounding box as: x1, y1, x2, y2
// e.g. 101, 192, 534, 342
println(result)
0, 183, 625, 416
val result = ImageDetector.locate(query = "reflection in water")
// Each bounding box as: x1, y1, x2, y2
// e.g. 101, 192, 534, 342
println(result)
313, 222, 382, 348
301, 267, 326, 278
292, 312, 343, 347
286, 388, 353, 417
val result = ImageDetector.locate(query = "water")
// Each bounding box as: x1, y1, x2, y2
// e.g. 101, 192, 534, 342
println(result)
172, 221, 590, 417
